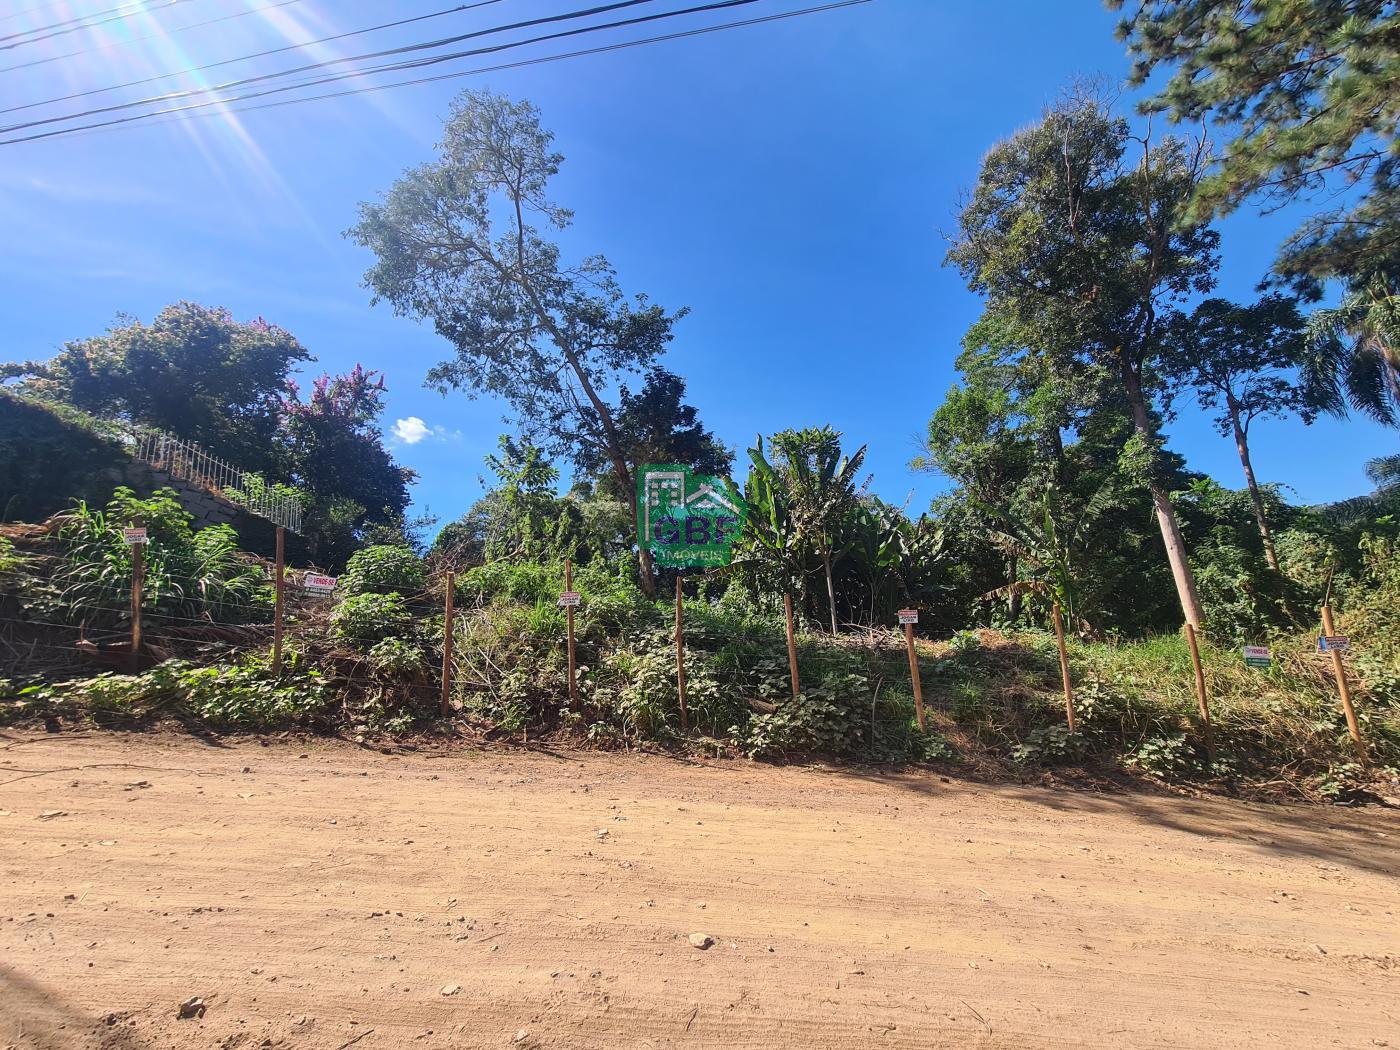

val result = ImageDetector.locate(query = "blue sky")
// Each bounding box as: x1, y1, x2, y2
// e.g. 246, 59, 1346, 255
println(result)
3, 0, 1394, 533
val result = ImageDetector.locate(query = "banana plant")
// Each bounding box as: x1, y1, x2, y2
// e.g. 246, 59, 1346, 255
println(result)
750, 427, 868, 634
842, 499, 947, 627
730, 434, 806, 602
971, 476, 1118, 634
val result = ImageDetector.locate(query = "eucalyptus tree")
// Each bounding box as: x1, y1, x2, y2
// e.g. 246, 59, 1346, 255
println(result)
1165, 295, 1311, 570
946, 87, 1218, 628
348, 89, 683, 596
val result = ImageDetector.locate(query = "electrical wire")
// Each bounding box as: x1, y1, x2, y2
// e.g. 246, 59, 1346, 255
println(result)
0, 0, 862, 146
0, 0, 177, 25
10, 0, 862, 147
0, 0, 189, 36
0, 0, 506, 117
2, 0, 663, 134
0, 0, 306, 76
0, 0, 203, 51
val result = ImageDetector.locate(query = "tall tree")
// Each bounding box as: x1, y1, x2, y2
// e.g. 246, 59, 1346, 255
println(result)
573, 367, 732, 499
946, 88, 1218, 628
279, 365, 415, 567
1165, 295, 1312, 570
1111, 0, 1400, 292
7, 301, 309, 473
348, 89, 683, 596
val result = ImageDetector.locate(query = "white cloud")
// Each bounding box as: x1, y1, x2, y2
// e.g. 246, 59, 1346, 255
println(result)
392, 417, 461, 446
393, 417, 430, 444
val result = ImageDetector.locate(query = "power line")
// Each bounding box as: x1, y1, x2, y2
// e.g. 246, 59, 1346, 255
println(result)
0, 0, 307, 76
2, 0, 661, 134
2, 0, 743, 138
0, 0, 176, 30
1, 0, 871, 148
0, 0, 203, 51
1, 0, 507, 117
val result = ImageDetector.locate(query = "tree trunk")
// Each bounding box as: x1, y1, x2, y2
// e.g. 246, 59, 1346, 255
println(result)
1227, 396, 1280, 572
1121, 355, 1205, 629
504, 241, 657, 598
821, 547, 839, 635
1007, 553, 1021, 621
619, 462, 657, 598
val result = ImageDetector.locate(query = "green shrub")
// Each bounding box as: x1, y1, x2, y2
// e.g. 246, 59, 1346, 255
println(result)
1127, 733, 1198, 778
1010, 724, 1081, 766
165, 659, 326, 728
0, 536, 20, 574
331, 592, 412, 642
742, 691, 858, 759
0, 391, 131, 523
740, 674, 872, 759
340, 544, 426, 597
51, 488, 271, 625
10, 657, 324, 729
1190, 537, 1297, 642
458, 560, 557, 605
593, 634, 732, 739
225, 474, 305, 517
368, 636, 426, 676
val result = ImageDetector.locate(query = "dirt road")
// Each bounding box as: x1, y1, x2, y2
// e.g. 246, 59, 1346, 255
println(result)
1, 732, 1396, 1049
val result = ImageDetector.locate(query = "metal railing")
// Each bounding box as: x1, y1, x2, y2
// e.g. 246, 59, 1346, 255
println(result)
129, 428, 303, 534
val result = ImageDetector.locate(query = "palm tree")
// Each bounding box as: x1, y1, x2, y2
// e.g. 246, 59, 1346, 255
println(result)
1320, 453, 1400, 526
1303, 274, 1400, 427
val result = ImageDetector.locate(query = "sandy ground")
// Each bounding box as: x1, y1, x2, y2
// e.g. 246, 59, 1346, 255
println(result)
0, 732, 1397, 1050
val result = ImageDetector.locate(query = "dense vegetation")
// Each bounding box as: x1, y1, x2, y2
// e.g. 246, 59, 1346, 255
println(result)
2, 303, 416, 566
2, 11, 1398, 802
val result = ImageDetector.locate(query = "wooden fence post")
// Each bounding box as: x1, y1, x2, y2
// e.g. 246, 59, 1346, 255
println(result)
440, 571, 455, 718
1321, 604, 1366, 762
129, 525, 143, 674
1051, 601, 1076, 734
1184, 622, 1214, 762
565, 558, 577, 710
903, 619, 926, 733
675, 575, 688, 730
271, 526, 285, 674
784, 593, 800, 698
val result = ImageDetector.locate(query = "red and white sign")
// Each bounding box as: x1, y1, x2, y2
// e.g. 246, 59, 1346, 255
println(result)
557, 591, 581, 608
897, 608, 919, 625
122, 527, 147, 545
303, 573, 337, 595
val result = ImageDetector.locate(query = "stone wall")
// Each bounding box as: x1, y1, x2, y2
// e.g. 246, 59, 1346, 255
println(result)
111, 460, 299, 560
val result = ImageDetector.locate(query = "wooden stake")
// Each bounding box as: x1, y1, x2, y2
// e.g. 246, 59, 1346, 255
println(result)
565, 558, 577, 710
271, 526, 285, 675
1051, 601, 1075, 733
903, 620, 926, 732
1184, 622, 1214, 762
1321, 604, 1366, 762
784, 593, 800, 698
675, 575, 688, 730
129, 526, 143, 675
440, 571, 455, 718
